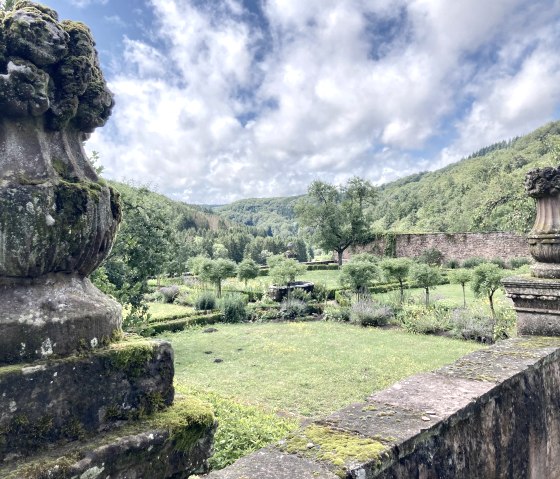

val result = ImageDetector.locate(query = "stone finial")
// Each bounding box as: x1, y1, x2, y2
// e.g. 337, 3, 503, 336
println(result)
0, 1, 113, 131
525, 165, 560, 199
0, 1, 121, 364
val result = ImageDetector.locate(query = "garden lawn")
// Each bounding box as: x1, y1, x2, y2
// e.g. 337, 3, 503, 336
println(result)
163, 321, 483, 418
147, 302, 195, 321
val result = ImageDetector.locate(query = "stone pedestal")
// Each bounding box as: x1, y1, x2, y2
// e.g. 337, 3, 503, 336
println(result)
502, 276, 560, 336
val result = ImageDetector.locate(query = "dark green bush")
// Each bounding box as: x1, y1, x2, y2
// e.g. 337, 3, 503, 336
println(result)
219, 294, 248, 323
445, 259, 460, 269
489, 258, 507, 269
195, 291, 217, 311
509, 257, 532, 269
462, 257, 486, 269
417, 247, 444, 266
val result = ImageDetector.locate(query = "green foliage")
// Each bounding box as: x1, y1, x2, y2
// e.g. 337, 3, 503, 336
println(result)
399, 303, 452, 334
339, 253, 381, 293
194, 291, 217, 311
183, 388, 298, 470
509, 257, 532, 269
451, 302, 516, 342
295, 177, 377, 265
350, 298, 393, 326
471, 263, 506, 317
267, 255, 306, 286
408, 263, 443, 305
380, 257, 412, 302
197, 258, 237, 297
335, 289, 353, 307
417, 247, 444, 266
237, 258, 260, 286
448, 268, 472, 308
368, 122, 560, 233
219, 294, 248, 323
462, 257, 486, 268
324, 304, 351, 322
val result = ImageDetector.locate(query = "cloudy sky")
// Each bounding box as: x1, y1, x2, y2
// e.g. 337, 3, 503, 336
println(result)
46, 0, 560, 204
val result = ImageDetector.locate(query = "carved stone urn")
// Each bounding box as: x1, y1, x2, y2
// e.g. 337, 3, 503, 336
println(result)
0, 1, 122, 363
525, 165, 560, 278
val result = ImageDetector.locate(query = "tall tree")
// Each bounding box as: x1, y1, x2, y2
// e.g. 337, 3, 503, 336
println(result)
295, 177, 377, 266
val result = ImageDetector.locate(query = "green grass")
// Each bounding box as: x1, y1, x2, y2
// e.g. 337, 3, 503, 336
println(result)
147, 302, 195, 321
162, 321, 483, 418
299, 269, 341, 288
374, 283, 507, 308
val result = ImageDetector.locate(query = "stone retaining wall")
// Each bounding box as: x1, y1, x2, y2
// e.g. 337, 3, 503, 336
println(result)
346, 232, 530, 262
205, 337, 560, 479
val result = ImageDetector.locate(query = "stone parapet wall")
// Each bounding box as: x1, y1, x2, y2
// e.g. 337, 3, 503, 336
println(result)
346, 232, 530, 262
205, 337, 560, 479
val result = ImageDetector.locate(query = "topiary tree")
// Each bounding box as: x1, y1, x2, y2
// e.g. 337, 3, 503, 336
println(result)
408, 263, 442, 306
471, 263, 505, 318
380, 257, 412, 303
340, 253, 381, 295
267, 255, 306, 286
198, 258, 237, 297
237, 258, 260, 286
448, 268, 472, 308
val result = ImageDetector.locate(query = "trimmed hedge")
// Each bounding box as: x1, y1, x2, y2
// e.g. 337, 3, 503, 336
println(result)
305, 263, 340, 271
142, 312, 224, 336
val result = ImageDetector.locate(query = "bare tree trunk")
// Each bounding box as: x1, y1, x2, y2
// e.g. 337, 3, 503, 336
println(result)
425, 287, 430, 306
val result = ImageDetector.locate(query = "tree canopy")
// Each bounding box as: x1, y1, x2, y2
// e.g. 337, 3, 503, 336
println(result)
295, 177, 377, 265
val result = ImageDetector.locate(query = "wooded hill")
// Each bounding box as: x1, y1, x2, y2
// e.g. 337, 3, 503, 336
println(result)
214, 121, 560, 234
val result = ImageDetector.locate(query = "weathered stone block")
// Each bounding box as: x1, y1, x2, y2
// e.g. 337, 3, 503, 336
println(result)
503, 275, 560, 335
0, 338, 174, 462
1, 396, 216, 479
0, 274, 122, 364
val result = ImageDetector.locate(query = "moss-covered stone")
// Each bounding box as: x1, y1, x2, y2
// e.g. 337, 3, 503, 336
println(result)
281, 425, 388, 476
0, 1, 113, 130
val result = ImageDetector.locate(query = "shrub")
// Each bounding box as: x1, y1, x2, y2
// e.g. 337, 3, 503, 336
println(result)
279, 297, 308, 320
450, 306, 493, 343
408, 263, 443, 305
324, 305, 351, 322
350, 298, 393, 327
335, 289, 353, 307
445, 259, 460, 269
462, 257, 486, 269
399, 303, 451, 334
159, 285, 180, 304
417, 247, 444, 266
220, 294, 248, 324
144, 291, 164, 303
509, 257, 532, 269
340, 253, 381, 293
174, 290, 191, 306
489, 258, 507, 269
195, 291, 217, 311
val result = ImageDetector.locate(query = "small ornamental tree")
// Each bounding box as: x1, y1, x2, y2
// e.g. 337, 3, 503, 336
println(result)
267, 255, 305, 286
408, 263, 442, 306
340, 253, 381, 294
471, 263, 505, 318
237, 258, 260, 286
198, 258, 237, 297
380, 257, 412, 303
448, 268, 472, 308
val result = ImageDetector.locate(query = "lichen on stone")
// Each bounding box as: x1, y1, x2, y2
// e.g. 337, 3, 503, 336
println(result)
0, 1, 113, 131
281, 424, 388, 476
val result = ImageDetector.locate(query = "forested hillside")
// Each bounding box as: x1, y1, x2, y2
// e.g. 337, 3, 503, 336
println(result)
213, 196, 302, 236
214, 121, 560, 234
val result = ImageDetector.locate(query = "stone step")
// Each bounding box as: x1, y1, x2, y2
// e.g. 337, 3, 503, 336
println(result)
1, 395, 216, 479
0, 337, 174, 461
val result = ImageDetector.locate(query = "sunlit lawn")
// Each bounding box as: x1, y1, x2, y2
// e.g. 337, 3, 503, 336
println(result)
147, 302, 194, 320
162, 321, 483, 418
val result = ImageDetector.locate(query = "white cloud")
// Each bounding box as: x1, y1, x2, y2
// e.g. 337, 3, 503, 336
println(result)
89, 0, 560, 204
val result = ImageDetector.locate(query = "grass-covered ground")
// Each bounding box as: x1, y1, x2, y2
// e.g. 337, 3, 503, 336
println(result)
161, 321, 483, 469
164, 322, 482, 418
